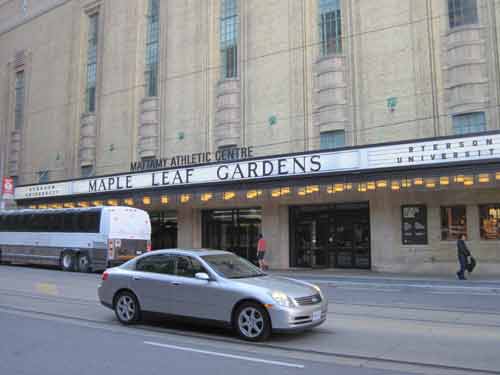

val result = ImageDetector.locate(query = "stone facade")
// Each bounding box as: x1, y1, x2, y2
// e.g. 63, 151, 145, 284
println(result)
2, 0, 500, 184
1, 0, 500, 274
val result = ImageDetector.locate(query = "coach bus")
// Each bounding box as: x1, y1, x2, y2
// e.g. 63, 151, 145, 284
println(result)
0, 206, 151, 272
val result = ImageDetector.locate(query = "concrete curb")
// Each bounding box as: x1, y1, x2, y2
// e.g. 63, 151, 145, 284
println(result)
269, 272, 500, 294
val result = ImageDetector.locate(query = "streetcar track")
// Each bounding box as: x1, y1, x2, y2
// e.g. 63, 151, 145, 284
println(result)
2, 287, 500, 329
2, 286, 500, 318
0, 304, 498, 375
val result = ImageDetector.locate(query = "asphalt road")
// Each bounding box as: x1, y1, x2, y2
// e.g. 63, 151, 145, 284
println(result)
1, 265, 500, 375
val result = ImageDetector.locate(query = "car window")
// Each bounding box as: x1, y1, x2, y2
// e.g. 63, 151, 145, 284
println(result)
174, 256, 206, 278
135, 254, 175, 275
202, 253, 265, 279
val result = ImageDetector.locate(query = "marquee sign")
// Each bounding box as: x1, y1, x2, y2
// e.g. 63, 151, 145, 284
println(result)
14, 133, 500, 200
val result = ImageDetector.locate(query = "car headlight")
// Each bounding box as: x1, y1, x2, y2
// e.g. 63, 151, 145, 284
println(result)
270, 291, 295, 307
312, 284, 324, 299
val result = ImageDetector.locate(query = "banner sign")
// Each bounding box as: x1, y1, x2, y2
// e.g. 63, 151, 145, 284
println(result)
14, 133, 500, 200
2, 177, 14, 200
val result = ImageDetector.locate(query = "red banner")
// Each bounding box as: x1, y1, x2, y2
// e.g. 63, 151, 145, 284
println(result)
2, 177, 14, 199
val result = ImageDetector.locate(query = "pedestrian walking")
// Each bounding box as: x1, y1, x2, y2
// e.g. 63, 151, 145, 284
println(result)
456, 234, 471, 280
257, 234, 267, 271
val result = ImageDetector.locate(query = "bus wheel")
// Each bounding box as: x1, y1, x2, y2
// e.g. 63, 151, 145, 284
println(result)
60, 252, 76, 271
77, 253, 92, 273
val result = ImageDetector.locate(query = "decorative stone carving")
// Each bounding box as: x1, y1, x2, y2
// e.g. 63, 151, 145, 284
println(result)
443, 26, 489, 114
138, 97, 159, 159
7, 130, 22, 176
215, 78, 241, 148
313, 56, 349, 135
79, 112, 97, 167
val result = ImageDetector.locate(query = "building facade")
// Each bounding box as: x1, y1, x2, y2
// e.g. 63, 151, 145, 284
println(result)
1, 0, 500, 274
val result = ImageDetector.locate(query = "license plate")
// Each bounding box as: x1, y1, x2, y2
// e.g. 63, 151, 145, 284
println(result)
312, 310, 322, 321
136, 251, 143, 255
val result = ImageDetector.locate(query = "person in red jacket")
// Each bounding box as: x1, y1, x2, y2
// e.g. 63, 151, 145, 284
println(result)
257, 234, 267, 271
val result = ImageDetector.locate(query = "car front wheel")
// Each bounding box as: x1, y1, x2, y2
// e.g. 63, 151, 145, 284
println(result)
114, 291, 140, 325
234, 302, 271, 341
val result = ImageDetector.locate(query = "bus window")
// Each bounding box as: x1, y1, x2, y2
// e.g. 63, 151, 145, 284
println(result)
62, 213, 74, 232
87, 212, 100, 233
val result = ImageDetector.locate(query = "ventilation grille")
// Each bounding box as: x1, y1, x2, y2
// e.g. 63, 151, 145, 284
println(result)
294, 294, 322, 306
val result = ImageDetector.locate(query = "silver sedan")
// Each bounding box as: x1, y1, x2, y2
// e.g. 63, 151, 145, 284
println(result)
98, 249, 327, 341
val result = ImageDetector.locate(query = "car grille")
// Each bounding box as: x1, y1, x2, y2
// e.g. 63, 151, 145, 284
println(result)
294, 293, 322, 306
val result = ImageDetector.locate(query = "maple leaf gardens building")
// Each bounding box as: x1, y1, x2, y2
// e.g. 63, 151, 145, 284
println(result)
1, 0, 500, 274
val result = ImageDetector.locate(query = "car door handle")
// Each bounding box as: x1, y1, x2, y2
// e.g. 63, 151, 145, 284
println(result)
171, 282, 181, 286
133, 276, 141, 281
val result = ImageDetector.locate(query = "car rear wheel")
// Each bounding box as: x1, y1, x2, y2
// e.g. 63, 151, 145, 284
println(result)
234, 302, 271, 342
60, 252, 75, 272
114, 291, 140, 325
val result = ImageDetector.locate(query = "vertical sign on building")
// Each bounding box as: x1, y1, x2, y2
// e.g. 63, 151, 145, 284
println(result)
1, 177, 15, 209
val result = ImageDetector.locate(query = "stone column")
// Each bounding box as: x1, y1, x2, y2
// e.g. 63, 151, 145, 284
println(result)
262, 201, 289, 269
138, 97, 159, 158
177, 206, 201, 249
79, 113, 97, 168
215, 78, 241, 148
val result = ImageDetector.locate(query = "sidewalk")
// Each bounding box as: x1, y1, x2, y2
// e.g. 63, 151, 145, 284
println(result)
267, 268, 500, 293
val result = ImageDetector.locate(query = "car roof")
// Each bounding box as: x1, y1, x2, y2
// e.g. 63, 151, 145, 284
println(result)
147, 248, 232, 257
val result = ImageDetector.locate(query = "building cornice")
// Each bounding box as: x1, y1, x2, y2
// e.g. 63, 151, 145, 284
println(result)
0, 0, 71, 37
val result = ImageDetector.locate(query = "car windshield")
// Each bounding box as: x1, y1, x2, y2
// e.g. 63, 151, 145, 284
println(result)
202, 253, 265, 279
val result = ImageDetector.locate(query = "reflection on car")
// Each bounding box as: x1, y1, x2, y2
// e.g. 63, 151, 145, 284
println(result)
98, 249, 328, 341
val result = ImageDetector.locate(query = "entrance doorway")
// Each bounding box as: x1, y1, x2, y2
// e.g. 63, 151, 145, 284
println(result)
150, 211, 177, 250
202, 208, 262, 263
290, 203, 370, 269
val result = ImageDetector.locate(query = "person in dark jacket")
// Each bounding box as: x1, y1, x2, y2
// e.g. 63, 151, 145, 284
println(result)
456, 234, 470, 280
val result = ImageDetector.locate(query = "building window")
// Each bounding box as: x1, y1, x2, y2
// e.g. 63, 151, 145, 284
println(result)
217, 144, 239, 161
441, 206, 467, 241
85, 13, 99, 113
319, 0, 342, 56
479, 205, 500, 240
452, 112, 486, 135
38, 170, 49, 183
320, 130, 345, 149
448, 0, 478, 28
14, 70, 25, 129
145, 0, 159, 97
220, 0, 238, 79
81, 165, 93, 178
402, 205, 428, 245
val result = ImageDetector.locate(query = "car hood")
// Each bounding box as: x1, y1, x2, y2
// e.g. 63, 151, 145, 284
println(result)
234, 276, 317, 299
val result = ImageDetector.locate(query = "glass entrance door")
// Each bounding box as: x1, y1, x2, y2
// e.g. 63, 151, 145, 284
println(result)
290, 203, 370, 269
202, 208, 261, 263
150, 211, 177, 250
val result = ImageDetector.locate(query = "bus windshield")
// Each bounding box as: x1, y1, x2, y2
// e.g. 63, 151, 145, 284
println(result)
107, 208, 151, 239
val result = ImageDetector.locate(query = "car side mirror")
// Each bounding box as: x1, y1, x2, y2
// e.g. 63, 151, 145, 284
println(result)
195, 272, 210, 281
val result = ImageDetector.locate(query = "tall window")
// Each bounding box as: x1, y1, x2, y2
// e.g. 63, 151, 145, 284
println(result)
479, 205, 500, 240
81, 165, 93, 178
217, 144, 238, 161
145, 0, 159, 97
441, 206, 467, 241
14, 71, 25, 129
220, 0, 238, 79
38, 170, 49, 183
319, 0, 342, 56
320, 130, 345, 149
448, 0, 478, 28
452, 112, 486, 135
85, 13, 99, 113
